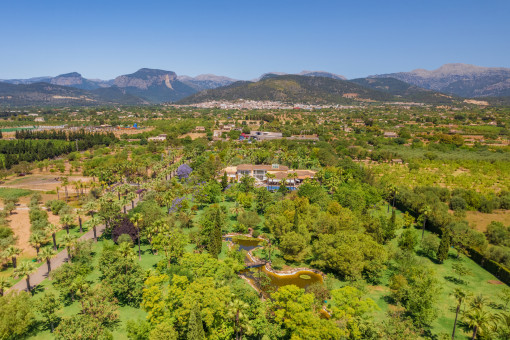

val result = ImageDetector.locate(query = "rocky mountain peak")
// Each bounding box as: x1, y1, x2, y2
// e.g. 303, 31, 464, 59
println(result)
114, 68, 177, 89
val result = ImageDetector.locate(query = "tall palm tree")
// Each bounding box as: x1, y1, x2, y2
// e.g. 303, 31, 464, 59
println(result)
61, 176, 69, 202
29, 232, 46, 258
127, 192, 137, 210
83, 200, 98, 217
0, 276, 11, 296
464, 306, 492, 340
60, 214, 74, 234
62, 234, 76, 261
38, 247, 56, 275
12, 261, 36, 293
45, 224, 60, 251
87, 214, 103, 242
76, 207, 85, 233
227, 299, 252, 340
451, 288, 470, 340
266, 172, 276, 187
130, 213, 143, 260
4, 245, 22, 268
470, 294, 488, 310
286, 172, 297, 190
496, 311, 510, 339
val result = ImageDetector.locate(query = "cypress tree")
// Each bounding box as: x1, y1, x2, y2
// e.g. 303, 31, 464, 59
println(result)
210, 211, 223, 259
188, 304, 205, 340
437, 228, 451, 263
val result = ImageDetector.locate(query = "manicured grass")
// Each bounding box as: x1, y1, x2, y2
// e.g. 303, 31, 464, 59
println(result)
0, 188, 33, 200
27, 239, 162, 339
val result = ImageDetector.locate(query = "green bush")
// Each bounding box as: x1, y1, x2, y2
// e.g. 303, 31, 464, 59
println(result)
450, 196, 467, 211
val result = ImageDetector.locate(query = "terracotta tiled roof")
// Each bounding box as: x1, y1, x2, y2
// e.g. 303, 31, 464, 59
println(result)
237, 164, 289, 171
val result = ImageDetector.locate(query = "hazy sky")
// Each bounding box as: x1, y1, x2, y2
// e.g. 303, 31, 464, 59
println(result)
1, 0, 509, 80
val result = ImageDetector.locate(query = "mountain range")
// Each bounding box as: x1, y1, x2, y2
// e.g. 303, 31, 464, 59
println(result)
0, 63, 509, 106
372, 63, 510, 97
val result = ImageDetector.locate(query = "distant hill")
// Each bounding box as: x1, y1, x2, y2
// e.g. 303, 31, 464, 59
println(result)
298, 71, 346, 80
49, 72, 111, 90
350, 77, 457, 104
0, 82, 145, 106
177, 74, 238, 91
177, 75, 396, 105
2, 72, 113, 90
254, 70, 346, 81
372, 63, 510, 98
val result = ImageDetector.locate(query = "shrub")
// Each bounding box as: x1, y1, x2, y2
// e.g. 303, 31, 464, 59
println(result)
237, 211, 261, 229
486, 221, 510, 247
421, 234, 440, 258
485, 246, 510, 268
450, 196, 467, 211
117, 234, 134, 246
46, 200, 67, 215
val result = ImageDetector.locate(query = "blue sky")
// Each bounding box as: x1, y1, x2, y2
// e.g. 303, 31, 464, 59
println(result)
1, 0, 509, 80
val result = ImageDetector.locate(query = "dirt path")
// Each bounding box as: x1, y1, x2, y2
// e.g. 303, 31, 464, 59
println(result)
8, 197, 140, 293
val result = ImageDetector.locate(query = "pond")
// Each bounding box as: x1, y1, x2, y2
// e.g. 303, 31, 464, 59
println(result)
232, 237, 263, 252
242, 266, 323, 295
228, 236, 324, 295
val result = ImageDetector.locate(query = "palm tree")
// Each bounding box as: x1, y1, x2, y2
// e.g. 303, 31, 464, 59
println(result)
392, 186, 399, 210
464, 306, 492, 340
130, 213, 143, 260
4, 245, 22, 269
62, 234, 76, 261
470, 294, 488, 310
45, 224, 60, 251
61, 176, 69, 202
120, 196, 129, 214
288, 172, 298, 190
0, 276, 11, 296
127, 192, 137, 210
12, 261, 36, 292
496, 311, 510, 339
29, 232, 46, 258
421, 205, 432, 240
118, 242, 136, 273
227, 299, 252, 340
266, 172, 276, 187
451, 288, 470, 339
83, 200, 98, 216
60, 214, 74, 234
76, 208, 85, 233
87, 214, 103, 242
38, 247, 56, 275
230, 203, 244, 218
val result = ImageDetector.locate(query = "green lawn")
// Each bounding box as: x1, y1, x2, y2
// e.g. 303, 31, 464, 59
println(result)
0, 188, 33, 200
27, 240, 162, 339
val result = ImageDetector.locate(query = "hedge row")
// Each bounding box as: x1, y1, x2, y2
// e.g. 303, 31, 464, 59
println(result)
393, 189, 510, 285
468, 247, 510, 285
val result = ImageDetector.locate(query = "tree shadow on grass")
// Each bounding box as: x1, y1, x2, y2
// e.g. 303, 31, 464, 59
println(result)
444, 275, 465, 285
30, 284, 45, 295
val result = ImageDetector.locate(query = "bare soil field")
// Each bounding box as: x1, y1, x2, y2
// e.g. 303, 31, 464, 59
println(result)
1, 174, 93, 193
466, 209, 510, 232
112, 127, 154, 137
179, 133, 207, 140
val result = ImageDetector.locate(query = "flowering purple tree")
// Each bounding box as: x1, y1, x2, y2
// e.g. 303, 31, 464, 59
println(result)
176, 164, 192, 180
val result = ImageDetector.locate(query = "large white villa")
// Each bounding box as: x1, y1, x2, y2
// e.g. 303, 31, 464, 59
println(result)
221, 164, 316, 187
